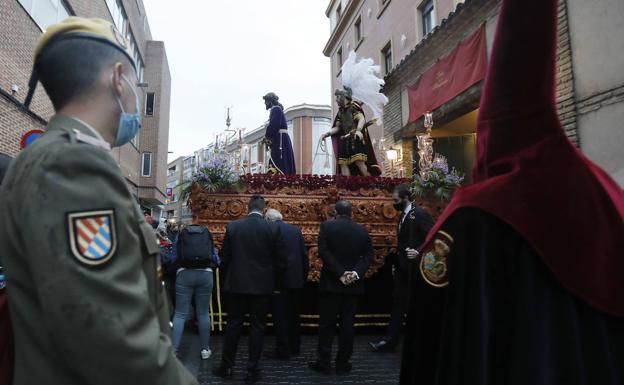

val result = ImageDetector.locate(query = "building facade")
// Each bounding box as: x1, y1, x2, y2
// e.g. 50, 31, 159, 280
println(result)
323, 0, 465, 173
326, 0, 623, 185
164, 156, 189, 224
0, 0, 172, 213
380, 0, 581, 182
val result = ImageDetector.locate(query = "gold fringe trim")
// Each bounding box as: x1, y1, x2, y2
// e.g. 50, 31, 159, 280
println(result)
338, 153, 368, 165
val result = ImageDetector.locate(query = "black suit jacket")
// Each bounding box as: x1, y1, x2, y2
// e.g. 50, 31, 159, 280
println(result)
317, 216, 374, 295
395, 205, 434, 276
275, 220, 308, 289
220, 213, 287, 295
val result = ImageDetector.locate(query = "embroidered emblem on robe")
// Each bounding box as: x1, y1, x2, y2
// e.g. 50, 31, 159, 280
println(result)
420, 230, 453, 287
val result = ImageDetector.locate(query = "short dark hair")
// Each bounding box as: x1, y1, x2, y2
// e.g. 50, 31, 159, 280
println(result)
37, 39, 134, 110
248, 195, 266, 212
335, 200, 352, 217
394, 184, 413, 200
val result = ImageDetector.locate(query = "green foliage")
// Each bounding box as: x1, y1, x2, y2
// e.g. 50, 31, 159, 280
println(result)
412, 163, 464, 202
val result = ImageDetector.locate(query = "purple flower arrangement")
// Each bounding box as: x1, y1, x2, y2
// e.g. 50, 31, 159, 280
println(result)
182, 153, 241, 198
413, 155, 464, 201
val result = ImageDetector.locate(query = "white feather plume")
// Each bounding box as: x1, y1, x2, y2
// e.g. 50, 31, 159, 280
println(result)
340, 51, 389, 123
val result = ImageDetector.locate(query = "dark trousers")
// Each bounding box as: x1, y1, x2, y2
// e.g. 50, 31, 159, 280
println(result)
271, 289, 302, 357
385, 273, 408, 346
222, 293, 270, 371
316, 292, 358, 368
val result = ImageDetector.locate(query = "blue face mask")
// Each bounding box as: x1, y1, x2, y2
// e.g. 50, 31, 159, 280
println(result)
113, 74, 141, 147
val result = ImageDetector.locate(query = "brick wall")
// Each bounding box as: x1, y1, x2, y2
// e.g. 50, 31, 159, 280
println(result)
138, 40, 170, 202
1, 0, 171, 206
0, 97, 45, 156
0, 0, 50, 156
555, 0, 579, 145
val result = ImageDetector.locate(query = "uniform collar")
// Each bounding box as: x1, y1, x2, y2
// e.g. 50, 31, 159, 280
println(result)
72, 117, 106, 142
47, 115, 111, 151
403, 203, 413, 216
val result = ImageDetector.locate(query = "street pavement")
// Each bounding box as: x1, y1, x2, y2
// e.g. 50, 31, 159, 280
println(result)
178, 331, 401, 384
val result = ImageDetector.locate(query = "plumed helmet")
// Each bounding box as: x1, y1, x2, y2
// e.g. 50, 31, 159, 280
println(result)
334, 86, 353, 100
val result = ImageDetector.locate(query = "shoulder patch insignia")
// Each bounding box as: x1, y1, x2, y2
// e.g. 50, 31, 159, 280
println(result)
68, 210, 117, 266
419, 230, 454, 288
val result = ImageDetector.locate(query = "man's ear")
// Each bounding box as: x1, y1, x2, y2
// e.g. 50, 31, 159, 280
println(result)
110, 62, 125, 97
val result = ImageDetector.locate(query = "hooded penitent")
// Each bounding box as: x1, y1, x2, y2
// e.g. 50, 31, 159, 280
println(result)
420, 0, 624, 317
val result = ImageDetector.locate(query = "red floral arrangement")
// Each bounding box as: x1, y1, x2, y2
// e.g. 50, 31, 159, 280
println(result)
240, 173, 409, 192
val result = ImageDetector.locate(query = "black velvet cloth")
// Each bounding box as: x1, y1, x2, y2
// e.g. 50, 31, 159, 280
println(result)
401, 208, 624, 385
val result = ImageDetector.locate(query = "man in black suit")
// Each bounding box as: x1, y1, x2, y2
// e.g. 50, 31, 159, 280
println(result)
309, 200, 374, 375
369, 184, 434, 352
213, 196, 286, 384
264, 209, 308, 360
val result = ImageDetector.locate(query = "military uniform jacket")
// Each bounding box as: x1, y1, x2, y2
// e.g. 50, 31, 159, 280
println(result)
0, 116, 197, 385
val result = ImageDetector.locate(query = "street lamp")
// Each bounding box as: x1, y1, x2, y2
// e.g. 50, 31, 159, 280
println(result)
386, 147, 398, 161
386, 146, 399, 176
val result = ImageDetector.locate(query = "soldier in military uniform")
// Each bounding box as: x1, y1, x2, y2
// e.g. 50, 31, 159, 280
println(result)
0, 153, 13, 385
0, 18, 197, 385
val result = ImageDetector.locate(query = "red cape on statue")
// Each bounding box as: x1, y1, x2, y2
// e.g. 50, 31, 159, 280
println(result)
421, 0, 624, 316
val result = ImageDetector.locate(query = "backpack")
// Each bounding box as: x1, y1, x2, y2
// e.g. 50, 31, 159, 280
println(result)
159, 243, 178, 276
178, 225, 216, 269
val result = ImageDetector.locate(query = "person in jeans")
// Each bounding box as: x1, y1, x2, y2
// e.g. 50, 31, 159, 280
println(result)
172, 224, 217, 360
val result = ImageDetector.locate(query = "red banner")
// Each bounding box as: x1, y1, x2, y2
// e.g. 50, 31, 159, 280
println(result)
408, 24, 487, 124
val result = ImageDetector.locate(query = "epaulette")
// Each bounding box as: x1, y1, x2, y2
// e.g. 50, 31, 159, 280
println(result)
72, 129, 111, 151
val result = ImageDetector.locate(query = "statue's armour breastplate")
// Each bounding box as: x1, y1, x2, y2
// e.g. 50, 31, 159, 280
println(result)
338, 107, 356, 136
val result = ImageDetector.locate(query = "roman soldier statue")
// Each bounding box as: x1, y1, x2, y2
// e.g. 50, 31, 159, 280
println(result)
321, 52, 387, 176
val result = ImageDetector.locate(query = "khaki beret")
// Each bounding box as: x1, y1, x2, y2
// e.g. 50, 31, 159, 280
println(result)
34, 16, 136, 69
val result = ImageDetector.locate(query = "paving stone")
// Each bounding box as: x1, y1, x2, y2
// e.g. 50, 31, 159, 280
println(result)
179, 331, 401, 384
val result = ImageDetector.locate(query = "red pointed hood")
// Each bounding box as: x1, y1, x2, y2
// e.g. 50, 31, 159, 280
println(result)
421, 0, 624, 316
473, 0, 560, 181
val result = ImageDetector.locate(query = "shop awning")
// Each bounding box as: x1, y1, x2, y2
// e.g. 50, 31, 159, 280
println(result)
407, 24, 487, 124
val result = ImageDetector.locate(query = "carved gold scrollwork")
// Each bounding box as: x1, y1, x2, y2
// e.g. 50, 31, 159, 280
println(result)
382, 203, 397, 219
189, 185, 447, 281
307, 246, 321, 282
227, 200, 245, 217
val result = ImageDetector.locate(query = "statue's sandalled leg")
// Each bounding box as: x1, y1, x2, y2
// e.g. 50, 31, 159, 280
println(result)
340, 164, 351, 176
355, 161, 370, 176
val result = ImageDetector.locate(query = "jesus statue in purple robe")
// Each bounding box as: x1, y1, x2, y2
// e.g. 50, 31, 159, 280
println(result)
262, 92, 296, 175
